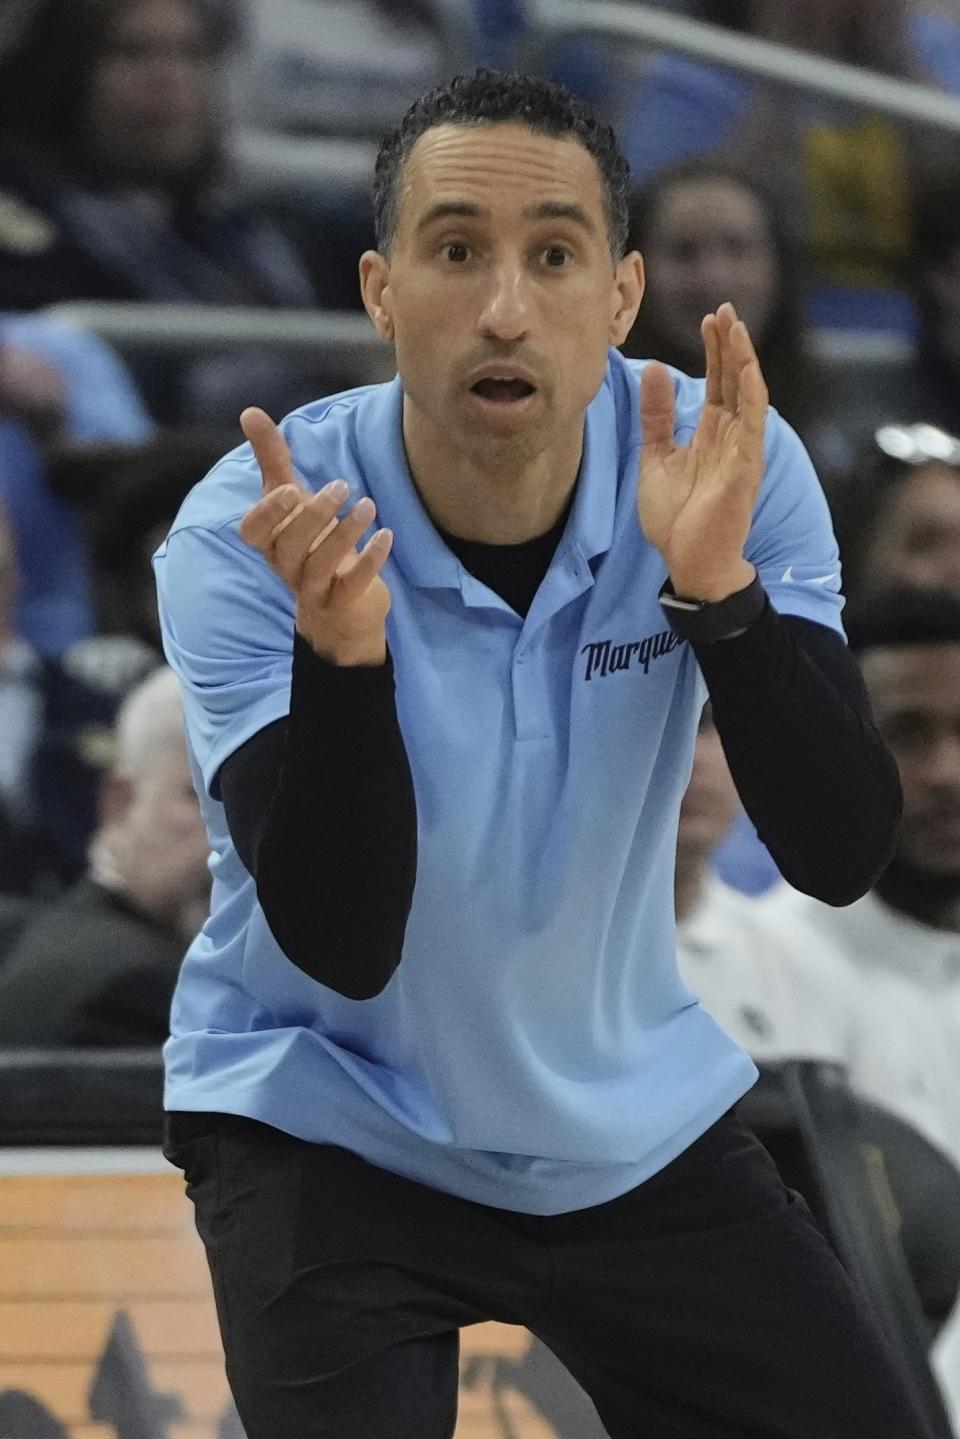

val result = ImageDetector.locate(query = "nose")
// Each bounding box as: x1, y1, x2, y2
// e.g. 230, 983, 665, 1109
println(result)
477, 260, 531, 343
690, 249, 738, 305
921, 733, 960, 791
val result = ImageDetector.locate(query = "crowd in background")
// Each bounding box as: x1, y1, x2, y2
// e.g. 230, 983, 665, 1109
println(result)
0, 0, 959, 1428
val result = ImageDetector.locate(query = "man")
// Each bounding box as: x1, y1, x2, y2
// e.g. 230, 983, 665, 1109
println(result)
156, 71, 921, 1438
752, 587, 960, 1163
0, 665, 209, 1046
741, 585, 960, 1430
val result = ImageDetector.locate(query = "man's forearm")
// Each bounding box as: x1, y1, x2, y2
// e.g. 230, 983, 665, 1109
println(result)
690, 606, 902, 904
219, 634, 417, 999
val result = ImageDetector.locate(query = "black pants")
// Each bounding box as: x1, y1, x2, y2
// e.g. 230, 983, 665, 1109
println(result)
165, 1108, 930, 1439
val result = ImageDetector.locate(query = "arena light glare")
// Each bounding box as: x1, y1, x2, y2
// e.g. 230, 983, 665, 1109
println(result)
875, 423, 960, 466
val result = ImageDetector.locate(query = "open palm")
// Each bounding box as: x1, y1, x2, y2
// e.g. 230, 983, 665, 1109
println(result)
638, 303, 768, 602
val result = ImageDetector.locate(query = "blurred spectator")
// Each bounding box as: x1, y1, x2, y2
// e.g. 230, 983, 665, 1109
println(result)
0, 489, 151, 899
748, 585, 960, 1425
0, 497, 51, 897
49, 429, 236, 648
751, 588, 960, 1157
0, 0, 361, 423
618, 0, 950, 332
0, 317, 155, 656
0, 427, 216, 882
0, 666, 209, 1047
0, 338, 65, 439
677, 681, 960, 1407
0, 418, 94, 656
676, 706, 859, 1060
0, 315, 153, 443
621, 161, 838, 471
827, 423, 960, 602
719, 420, 960, 895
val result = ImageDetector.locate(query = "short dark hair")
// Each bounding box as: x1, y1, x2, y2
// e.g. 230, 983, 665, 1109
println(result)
374, 69, 631, 260
845, 585, 960, 654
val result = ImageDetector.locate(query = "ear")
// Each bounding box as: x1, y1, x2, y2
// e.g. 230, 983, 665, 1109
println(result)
98, 771, 133, 827
608, 251, 644, 348
360, 250, 395, 343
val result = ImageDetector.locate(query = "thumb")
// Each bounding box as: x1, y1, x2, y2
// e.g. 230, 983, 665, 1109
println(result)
639, 362, 677, 457
240, 407, 297, 494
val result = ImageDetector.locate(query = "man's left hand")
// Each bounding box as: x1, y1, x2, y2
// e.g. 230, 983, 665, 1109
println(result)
637, 302, 767, 602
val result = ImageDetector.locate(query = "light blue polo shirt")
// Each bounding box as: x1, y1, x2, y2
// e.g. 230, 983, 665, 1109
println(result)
155, 349, 844, 1215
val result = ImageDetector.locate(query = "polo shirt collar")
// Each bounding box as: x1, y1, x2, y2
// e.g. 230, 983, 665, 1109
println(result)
356, 358, 624, 597
357, 377, 461, 591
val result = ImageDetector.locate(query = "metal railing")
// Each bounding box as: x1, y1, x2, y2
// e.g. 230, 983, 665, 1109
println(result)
529, 1, 960, 132
44, 303, 389, 366
41, 299, 911, 373
226, 4, 960, 203
40, 6, 958, 361
229, 129, 377, 198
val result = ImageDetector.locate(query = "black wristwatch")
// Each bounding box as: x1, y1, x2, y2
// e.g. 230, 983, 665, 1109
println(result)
659, 572, 767, 644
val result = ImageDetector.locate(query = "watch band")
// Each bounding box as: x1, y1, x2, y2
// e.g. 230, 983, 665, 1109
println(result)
659, 573, 767, 644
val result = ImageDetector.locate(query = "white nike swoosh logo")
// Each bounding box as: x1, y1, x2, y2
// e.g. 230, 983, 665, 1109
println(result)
780, 566, 839, 585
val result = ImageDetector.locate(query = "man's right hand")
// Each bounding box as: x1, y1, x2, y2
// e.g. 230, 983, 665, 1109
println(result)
238, 408, 393, 666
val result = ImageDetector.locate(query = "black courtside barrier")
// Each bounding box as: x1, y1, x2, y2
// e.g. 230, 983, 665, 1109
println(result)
0, 1052, 955, 1438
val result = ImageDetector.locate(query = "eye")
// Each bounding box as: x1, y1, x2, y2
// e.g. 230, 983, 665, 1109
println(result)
442, 243, 470, 264
544, 246, 570, 267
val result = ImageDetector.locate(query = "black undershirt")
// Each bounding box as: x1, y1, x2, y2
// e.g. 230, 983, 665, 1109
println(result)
220, 527, 901, 999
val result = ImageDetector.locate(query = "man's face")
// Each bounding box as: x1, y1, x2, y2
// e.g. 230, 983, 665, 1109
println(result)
861, 643, 960, 876
86, 0, 217, 184
864, 465, 960, 596
642, 177, 779, 365
125, 742, 210, 928
364, 123, 642, 470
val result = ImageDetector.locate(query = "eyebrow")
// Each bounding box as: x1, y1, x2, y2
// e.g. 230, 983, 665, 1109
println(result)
415, 200, 598, 234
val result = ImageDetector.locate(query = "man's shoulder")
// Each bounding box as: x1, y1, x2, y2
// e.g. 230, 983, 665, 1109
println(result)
613, 350, 707, 431
168, 379, 395, 539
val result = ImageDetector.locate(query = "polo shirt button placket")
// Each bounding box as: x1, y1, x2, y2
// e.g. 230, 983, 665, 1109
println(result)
512, 643, 549, 741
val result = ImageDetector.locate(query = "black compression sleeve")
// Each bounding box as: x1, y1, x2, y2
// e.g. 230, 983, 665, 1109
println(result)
692, 605, 901, 905
219, 633, 417, 999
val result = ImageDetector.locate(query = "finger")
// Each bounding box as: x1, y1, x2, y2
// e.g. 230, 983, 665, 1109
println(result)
731, 320, 767, 415
240, 407, 300, 495
716, 304, 739, 412
271, 481, 350, 578
640, 361, 677, 456
702, 313, 722, 408
331, 528, 393, 606
238, 484, 302, 550
301, 496, 377, 590
735, 353, 769, 477
730, 315, 763, 386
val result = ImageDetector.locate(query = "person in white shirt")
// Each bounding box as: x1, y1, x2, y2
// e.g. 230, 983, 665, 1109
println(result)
754, 587, 960, 1174
741, 584, 960, 1433
676, 702, 862, 1064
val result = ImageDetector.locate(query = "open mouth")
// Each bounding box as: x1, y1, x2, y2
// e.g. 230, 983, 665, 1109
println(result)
470, 377, 537, 403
